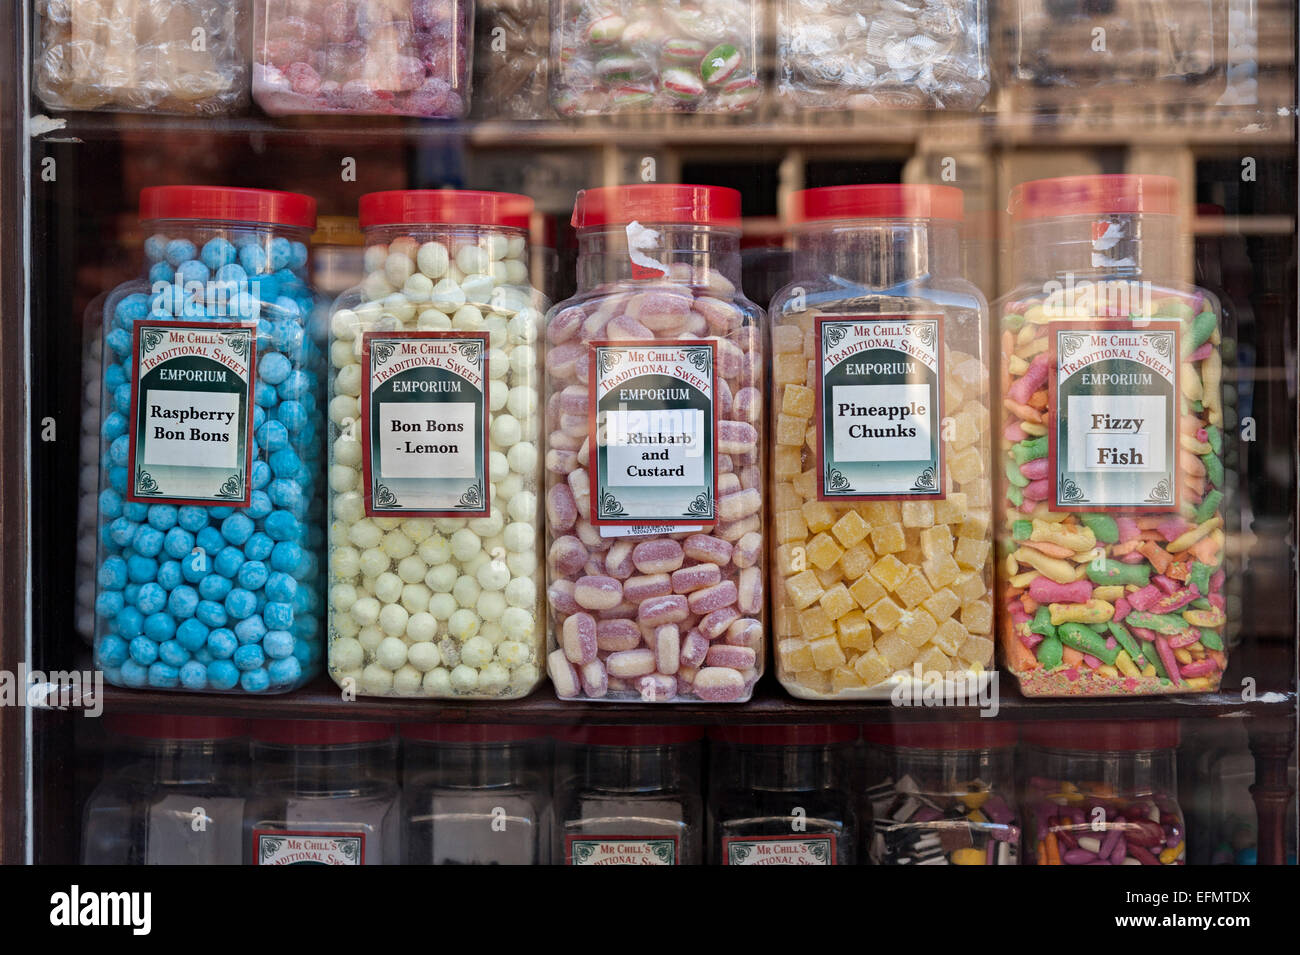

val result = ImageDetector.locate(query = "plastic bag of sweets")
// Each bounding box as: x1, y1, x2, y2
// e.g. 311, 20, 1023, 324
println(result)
252, 0, 473, 118
863, 722, 1020, 865
93, 186, 325, 693
996, 176, 1227, 697
549, 0, 761, 116
768, 186, 993, 699
472, 0, 552, 120
35, 0, 249, 114
778, 0, 990, 110
543, 185, 767, 703
327, 191, 547, 699
1022, 721, 1186, 866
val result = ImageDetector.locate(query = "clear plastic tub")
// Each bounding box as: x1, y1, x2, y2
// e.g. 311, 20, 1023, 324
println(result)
1022, 720, 1186, 866
92, 186, 325, 694
543, 185, 767, 703
768, 185, 992, 699
996, 176, 1227, 697
549, 0, 761, 115
863, 722, 1020, 864
82, 715, 249, 864
778, 0, 990, 109
555, 726, 703, 865
326, 191, 546, 699
402, 724, 552, 864
473, 0, 551, 119
243, 720, 400, 865
34, 0, 250, 114
252, 0, 473, 118
708, 725, 860, 864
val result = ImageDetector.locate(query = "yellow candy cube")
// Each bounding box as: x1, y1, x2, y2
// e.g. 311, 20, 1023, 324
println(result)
831, 665, 865, 693
961, 600, 993, 635
801, 499, 835, 534
915, 645, 952, 674
952, 571, 986, 604
868, 553, 908, 592
805, 532, 844, 570
897, 609, 939, 648
933, 492, 969, 526
774, 482, 801, 513
946, 409, 981, 450
819, 583, 855, 621
783, 569, 824, 610
862, 501, 901, 525
875, 633, 918, 669
798, 606, 834, 639
949, 446, 984, 486
922, 551, 961, 590
793, 468, 818, 501
814, 564, 845, 588
849, 573, 887, 610
774, 607, 798, 637
853, 650, 892, 686
919, 524, 954, 558
865, 595, 904, 632
777, 638, 814, 673
774, 352, 805, 385
809, 635, 847, 671
837, 612, 873, 650
901, 501, 935, 528
774, 446, 803, 480
954, 536, 991, 571
959, 511, 991, 541
773, 325, 803, 353
894, 568, 935, 609
932, 618, 971, 655
958, 634, 995, 666
831, 510, 870, 548
840, 542, 875, 580
922, 587, 961, 623
805, 425, 818, 450
776, 413, 806, 447
794, 669, 832, 694
776, 509, 809, 544
870, 521, 906, 554
775, 542, 805, 576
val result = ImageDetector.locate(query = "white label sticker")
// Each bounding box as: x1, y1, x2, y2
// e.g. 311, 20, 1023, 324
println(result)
254, 830, 364, 865
378, 401, 478, 479
141, 389, 241, 468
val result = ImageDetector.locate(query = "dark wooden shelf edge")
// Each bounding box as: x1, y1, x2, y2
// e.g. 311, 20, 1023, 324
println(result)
86, 676, 1297, 725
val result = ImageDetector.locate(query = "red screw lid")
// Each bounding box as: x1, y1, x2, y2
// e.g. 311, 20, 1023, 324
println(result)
571, 184, 742, 230
139, 186, 316, 229
250, 720, 395, 745
1021, 720, 1181, 752
710, 724, 859, 746
553, 725, 704, 746
400, 723, 550, 744
358, 190, 534, 231
105, 714, 249, 741
861, 721, 1020, 751
791, 184, 964, 223
1008, 175, 1179, 221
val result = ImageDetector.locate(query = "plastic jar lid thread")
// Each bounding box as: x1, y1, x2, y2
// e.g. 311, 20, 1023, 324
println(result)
1009, 175, 1180, 221
250, 720, 395, 745
710, 725, 859, 746
861, 722, 1020, 751
791, 184, 964, 224
106, 714, 249, 741
571, 184, 742, 230
358, 190, 534, 230
139, 186, 317, 229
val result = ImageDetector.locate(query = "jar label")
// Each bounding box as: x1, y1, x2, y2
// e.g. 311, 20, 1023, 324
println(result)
253, 829, 364, 865
723, 834, 836, 865
815, 316, 945, 501
566, 835, 679, 865
589, 340, 717, 534
361, 331, 490, 518
126, 321, 256, 506
1050, 323, 1180, 511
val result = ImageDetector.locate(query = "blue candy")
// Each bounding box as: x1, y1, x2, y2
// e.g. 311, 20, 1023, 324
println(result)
132, 525, 164, 557
177, 506, 210, 531
263, 601, 294, 630
128, 636, 159, 665
162, 527, 195, 559
224, 588, 257, 620
120, 660, 149, 687
143, 234, 168, 262
244, 532, 274, 561
147, 505, 179, 530
180, 661, 209, 689
166, 585, 199, 619
136, 582, 168, 614
95, 590, 125, 619
158, 640, 190, 668
165, 238, 197, 267
214, 545, 246, 578
237, 560, 270, 591
238, 243, 268, 274
176, 618, 209, 652
98, 555, 128, 590
116, 606, 145, 637
175, 259, 209, 287
207, 628, 238, 659
263, 630, 295, 660
233, 644, 265, 671
206, 660, 239, 690
268, 656, 302, 686
234, 616, 266, 644
195, 600, 229, 629
156, 561, 183, 591
201, 237, 237, 270
266, 572, 298, 603
259, 351, 292, 385
198, 574, 233, 601
257, 420, 290, 453
147, 663, 180, 688
126, 554, 159, 584
239, 669, 271, 693
143, 612, 176, 642
97, 634, 129, 668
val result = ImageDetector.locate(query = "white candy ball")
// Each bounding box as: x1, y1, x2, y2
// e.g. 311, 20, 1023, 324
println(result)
478, 662, 510, 695
506, 386, 538, 419
449, 664, 480, 693
403, 272, 434, 303
430, 278, 466, 312
426, 564, 457, 593
451, 304, 484, 330
393, 665, 424, 695
505, 576, 535, 609
385, 252, 414, 287
450, 528, 481, 561
461, 635, 494, 668
417, 308, 452, 330
376, 635, 408, 670
456, 244, 490, 275
328, 464, 356, 493
452, 575, 481, 608
429, 592, 457, 620
506, 551, 538, 577
424, 667, 453, 694
363, 244, 389, 273
477, 590, 506, 621
507, 441, 538, 475
360, 663, 394, 694
490, 414, 521, 448
500, 606, 533, 640
358, 547, 390, 579
400, 583, 431, 614
406, 612, 438, 643
488, 379, 508, 412
476, 558, 511, 591
449, 608, 481, 640
330, 546, 361, 579
330, 583, 358, 611
381, 530, 415, 560
374, 572, 403, 604
334, 492, 365, 525
417, 241, 450, 278
418, 535, 451, 565
351, 596, 381, 626
507, 489, 537, 523
397, 555, 427, 584
332, 636, 364, 670
378, 603, 409, 637
408, 641, 441, 671
334, 435, 362, 468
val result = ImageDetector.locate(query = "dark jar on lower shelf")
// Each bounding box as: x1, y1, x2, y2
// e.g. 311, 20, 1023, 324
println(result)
82, 715, 249, 865
708, 725, 861, 865
554, 726, 703, 865
242, 720, 399, 865
401, 724, 553, 865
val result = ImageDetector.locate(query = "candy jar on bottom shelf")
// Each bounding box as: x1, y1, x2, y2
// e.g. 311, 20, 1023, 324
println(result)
997, 175, 1227, 696
82, 716, 249, 865
252, 0, 473, 118
243, 721, 400, 865
549, 0, 761, 115
327, 191, 546, 700
708, 725, 861, 865
401, 724, 552, 864
1022, 721, 1186, 866
768, 185, 993, 699
92, 186, 325, 694
863, 722, 1020, 865
555, 726, 703, 865
777, 0, 990, 109
543, 184, 767, 704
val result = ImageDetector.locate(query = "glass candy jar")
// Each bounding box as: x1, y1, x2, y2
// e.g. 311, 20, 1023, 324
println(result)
243, 720, 400, 865
326, 191, 546, 699
768, 185, 992, 699
1022, 720, 1186, 866
93, 186, 325, 694
996, 176, 1227, 697
543, 185, 767, 703
82, 715, 249, 865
